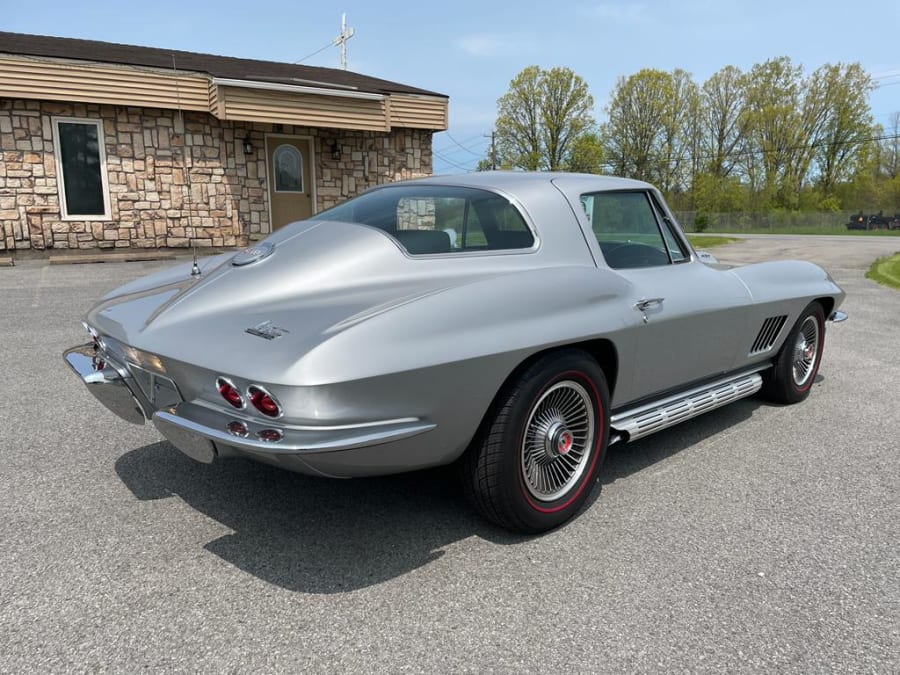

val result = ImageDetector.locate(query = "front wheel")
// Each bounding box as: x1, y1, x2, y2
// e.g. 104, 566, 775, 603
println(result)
761, 302, 826, 404
461, 350, 610, 533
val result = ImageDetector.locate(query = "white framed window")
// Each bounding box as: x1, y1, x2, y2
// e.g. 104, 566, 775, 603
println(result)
51, 117, 111, 220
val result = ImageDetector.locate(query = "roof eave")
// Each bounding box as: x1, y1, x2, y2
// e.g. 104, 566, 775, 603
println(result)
212, 77, 387, 101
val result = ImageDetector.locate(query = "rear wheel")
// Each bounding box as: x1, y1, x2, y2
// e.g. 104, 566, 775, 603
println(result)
761, 302, 826, 404
461, 350, 609, 533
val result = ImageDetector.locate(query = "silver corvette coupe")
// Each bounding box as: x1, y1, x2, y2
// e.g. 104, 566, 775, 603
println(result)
65, 173, 847, 533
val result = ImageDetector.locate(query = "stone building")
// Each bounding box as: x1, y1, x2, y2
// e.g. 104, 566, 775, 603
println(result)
0, 32, 449, 252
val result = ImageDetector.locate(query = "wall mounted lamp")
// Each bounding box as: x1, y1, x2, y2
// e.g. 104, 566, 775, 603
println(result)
327, 139, 341, 161
242, 135, 253, 155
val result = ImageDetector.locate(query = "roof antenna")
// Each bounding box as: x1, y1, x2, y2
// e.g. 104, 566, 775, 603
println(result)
172, 54, 202, 278
332, 13, 355, 70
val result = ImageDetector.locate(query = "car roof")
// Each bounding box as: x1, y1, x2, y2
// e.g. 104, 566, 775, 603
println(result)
396, 171, 654, 192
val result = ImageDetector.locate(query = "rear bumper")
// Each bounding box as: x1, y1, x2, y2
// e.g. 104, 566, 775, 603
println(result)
65, 341, 438, 476
151, 402, 437, 477
152, 400, 435, 458
64, 343, 147, 425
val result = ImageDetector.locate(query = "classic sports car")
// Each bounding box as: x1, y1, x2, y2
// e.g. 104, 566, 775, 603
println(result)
65, 173, 847, 533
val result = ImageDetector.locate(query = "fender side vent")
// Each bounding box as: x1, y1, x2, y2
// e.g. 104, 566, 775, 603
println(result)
750, 315, 787, 355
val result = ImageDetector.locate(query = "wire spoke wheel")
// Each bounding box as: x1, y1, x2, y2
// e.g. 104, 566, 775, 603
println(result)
461, 350, 609, 533
792, 316, 820, 388
520, 380, 595, 502
761, 302, 827, 405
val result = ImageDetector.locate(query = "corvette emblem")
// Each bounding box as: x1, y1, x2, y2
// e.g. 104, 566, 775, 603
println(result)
246, 320, 290, 340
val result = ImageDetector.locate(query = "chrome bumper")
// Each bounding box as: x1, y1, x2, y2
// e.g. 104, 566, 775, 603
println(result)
64, 343, 147, 425
65, 341, 437, 471
829, 310, 848, 322
152, 401, 435, 460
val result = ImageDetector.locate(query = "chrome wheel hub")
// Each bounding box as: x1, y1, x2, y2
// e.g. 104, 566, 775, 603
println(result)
792, 316, 820, 387
521, 381, 595, 502
544, 422, 575, 459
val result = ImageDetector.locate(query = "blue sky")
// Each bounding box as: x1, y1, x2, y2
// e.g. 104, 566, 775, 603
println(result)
3, 0, 898, 174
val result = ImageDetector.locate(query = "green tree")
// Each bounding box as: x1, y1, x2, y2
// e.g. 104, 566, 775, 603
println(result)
693, 173, 750, 213
494, 65, 595, 171
602, 69, 671, 182
739, 57, 878, 207
877, 111, 900, 179
741, 57, 804, 206
602, 68, 698, 191
811, 63, 875, 194
566, 132, 605, 173
700, 66, 747, 178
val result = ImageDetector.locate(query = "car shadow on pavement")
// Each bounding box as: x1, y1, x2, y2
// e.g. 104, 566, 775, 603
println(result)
601, 397, 760, 485
115, 397, 762, 594
115, 443, 526, 594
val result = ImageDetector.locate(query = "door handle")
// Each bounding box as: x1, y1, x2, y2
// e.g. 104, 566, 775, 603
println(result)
634, 298, 665, 311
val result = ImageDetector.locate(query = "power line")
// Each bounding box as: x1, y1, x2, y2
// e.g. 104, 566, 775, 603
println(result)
442, 132, 487, 157
433, 148, 478, 172
293, 41, 333, 65
434, 133, 489, 155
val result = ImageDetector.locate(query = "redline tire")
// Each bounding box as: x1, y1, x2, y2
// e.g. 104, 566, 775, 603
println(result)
761, 302, 826, 405
461, 350, 610, 533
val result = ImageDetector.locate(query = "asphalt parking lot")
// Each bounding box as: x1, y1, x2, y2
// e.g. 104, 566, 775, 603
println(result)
1, 236, 898, 672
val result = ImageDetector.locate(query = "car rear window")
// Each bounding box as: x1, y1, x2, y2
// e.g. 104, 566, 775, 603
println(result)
310, 185, 535, 255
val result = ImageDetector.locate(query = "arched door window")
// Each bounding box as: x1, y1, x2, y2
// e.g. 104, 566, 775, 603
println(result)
273, 144, 303, 192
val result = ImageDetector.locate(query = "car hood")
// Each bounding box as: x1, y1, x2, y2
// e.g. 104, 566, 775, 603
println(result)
86, 221, 496, 382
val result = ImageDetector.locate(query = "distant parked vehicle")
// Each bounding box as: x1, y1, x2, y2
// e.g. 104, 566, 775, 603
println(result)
846, 211, 900, 230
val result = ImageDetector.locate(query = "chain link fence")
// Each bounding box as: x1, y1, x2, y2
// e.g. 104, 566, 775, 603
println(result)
673, 211, 865, 233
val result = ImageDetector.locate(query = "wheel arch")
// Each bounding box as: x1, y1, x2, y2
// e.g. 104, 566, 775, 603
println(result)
491, 338, 619, 413
814, 296, 835, 318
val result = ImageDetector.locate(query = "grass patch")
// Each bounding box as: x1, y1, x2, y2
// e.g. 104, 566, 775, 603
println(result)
866, 253, 900, 289
687, 235, 742, 248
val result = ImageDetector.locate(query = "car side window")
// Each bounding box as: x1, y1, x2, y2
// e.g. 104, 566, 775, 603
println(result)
396, 196, 487, 251
581, 191, 672, 269
650, 196, 689, 263
312, 186, 534, 255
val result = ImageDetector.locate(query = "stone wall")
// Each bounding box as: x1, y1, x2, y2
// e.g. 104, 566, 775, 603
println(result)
0, 98, 434, 251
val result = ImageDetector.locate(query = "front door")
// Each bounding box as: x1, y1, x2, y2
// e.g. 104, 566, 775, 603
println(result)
266, 136, 313, 230
572, 187, 750, 404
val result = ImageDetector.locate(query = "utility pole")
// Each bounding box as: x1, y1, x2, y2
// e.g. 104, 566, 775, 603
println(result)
485, 131, 497, 169
332, 13, 355, 70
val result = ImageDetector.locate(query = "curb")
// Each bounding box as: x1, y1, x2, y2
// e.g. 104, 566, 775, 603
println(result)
48, 252, 178, 265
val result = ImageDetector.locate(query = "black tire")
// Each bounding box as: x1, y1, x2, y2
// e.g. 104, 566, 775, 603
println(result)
761, 302, 826, 404
461, 349, 610, 533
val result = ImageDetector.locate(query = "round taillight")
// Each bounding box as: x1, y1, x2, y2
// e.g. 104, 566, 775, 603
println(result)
226, 420, 249, 438
249, 385, 281, 418
217, 377, 244, 409
257, 429, 284, 443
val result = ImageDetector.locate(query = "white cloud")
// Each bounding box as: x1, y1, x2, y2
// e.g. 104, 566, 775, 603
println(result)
457, 34, 507, 57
